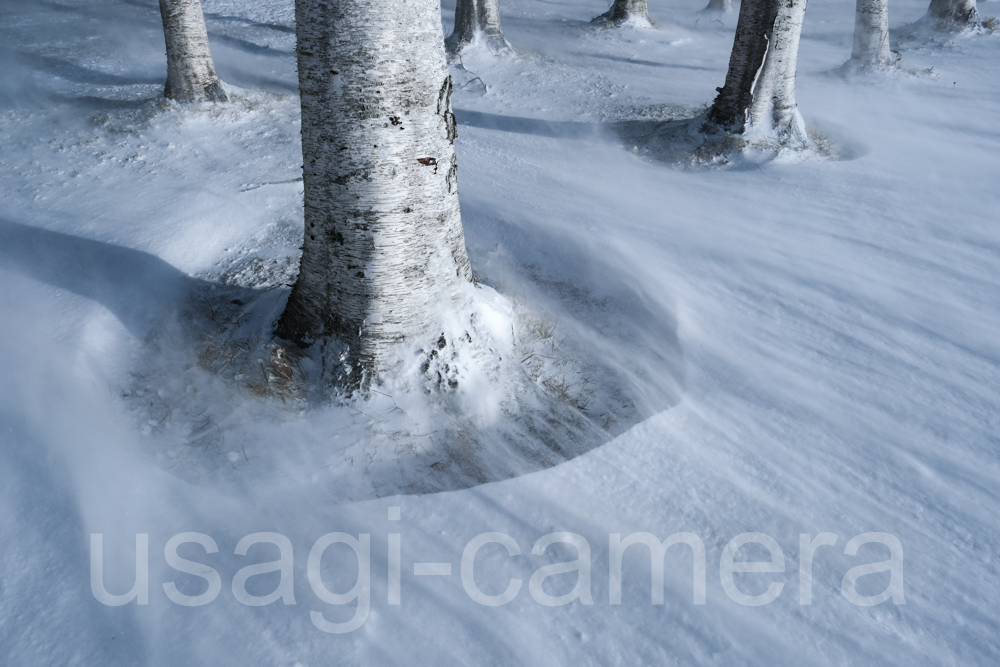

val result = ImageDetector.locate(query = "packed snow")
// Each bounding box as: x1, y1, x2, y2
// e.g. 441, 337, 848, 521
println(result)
1, 0, 999, 664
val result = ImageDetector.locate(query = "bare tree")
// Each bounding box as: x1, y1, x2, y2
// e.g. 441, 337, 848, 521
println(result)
845, 0, 893, 70
705, 0, 809, 148
276, 0, 475, 388
447, 0, 512, 55
593, 0, 652, 27
924, 0, 979, 29
158, 0, 227, 103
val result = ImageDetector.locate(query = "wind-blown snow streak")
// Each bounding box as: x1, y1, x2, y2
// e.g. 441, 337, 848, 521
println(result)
1, 0, 1000, 665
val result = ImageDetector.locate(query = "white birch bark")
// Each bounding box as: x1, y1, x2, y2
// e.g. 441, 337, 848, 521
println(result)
702, 0, 734, 15
593, 0, 652, 27
746, 0, 809, 147
447, 0, 513, 55
846, 0, 892, 69
925, 0, 980, 28
158, 0, 227, 103
277, 0, 474, 388
706, 0, 808, 148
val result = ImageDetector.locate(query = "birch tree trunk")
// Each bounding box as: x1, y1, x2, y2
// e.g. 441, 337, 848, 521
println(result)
706, 0, 776, 132
447, 0, 513, 55
276, 0, 474, 388
844, 0, 892, 69
706, 0, 809, 147
745, 0, 808, 145
702, 0, 734, 14
158, 0, 227, 103
925, 0, 979, 27
593, 0, 652, 26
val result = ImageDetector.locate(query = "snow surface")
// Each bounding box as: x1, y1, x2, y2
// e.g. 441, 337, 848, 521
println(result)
1, 0, 999, 664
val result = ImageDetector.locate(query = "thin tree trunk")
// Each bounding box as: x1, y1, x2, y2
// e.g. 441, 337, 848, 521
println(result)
593, 0, 652, 26
702, 0, 734, 14
706, 0, 808, 147
447, 0, 512, 55
847, 0, 892, 69
925, 0, 979, 27
277, 0, 474, 388
158, 0, 227, 103
706, 0, 776, 131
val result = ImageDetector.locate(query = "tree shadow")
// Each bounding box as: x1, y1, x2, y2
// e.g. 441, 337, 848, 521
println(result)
455, 108, 661, 144
20, 53, 162, 87
52, 93, 158, 112
456, 108, 602, 139
569, 52, 716, 71
206, 33, 294, 59
456, 108, 862, 170
17, 0, 298, 96
32, 0, 154, 27
0, 219, 215, 339
119, 0, 295, 55
201, 10, 295, 35
121, 0, 296, 35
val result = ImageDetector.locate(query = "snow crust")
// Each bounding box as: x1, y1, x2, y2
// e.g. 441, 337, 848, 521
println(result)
1, 0, 999, 664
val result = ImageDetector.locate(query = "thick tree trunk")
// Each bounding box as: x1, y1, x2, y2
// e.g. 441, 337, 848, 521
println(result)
702, 0, 734, 14
706, 0, 808, 147
447, 0, 512, 55
925, 0, 979, 27
277, 0, 474, 388
745, 0, 808, 144
158, 0, 227, 103
847, 0, 892, 68
593, 0, 652, 26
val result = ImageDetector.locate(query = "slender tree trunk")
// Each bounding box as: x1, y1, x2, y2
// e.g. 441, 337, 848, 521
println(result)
702, 0, 734, 14
593, 0, 652, 26
447, 0, 512, 55
277, 0, 474, 388
158, 0, 227, 103
847, 0, 892, 69
925, 0, 979, 27
706, 0, 808, 147
707, 0, 776, 131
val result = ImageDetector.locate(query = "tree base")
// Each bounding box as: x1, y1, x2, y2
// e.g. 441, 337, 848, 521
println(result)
835, 54, 903, 76
444, 30, 515, 56
164, 80, 228, 104
897, 8, 985, 38
446, 31, 515, 58
699, 0, 735, 15
637, 113, 825, 169
591, 9, 654, 28
123, 264, 681, 501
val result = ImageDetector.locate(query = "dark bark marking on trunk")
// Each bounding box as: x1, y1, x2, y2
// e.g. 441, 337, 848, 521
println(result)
706, 0, 779, 132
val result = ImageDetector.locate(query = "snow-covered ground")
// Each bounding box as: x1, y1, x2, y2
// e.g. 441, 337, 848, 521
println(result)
1, 0, 999, 664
